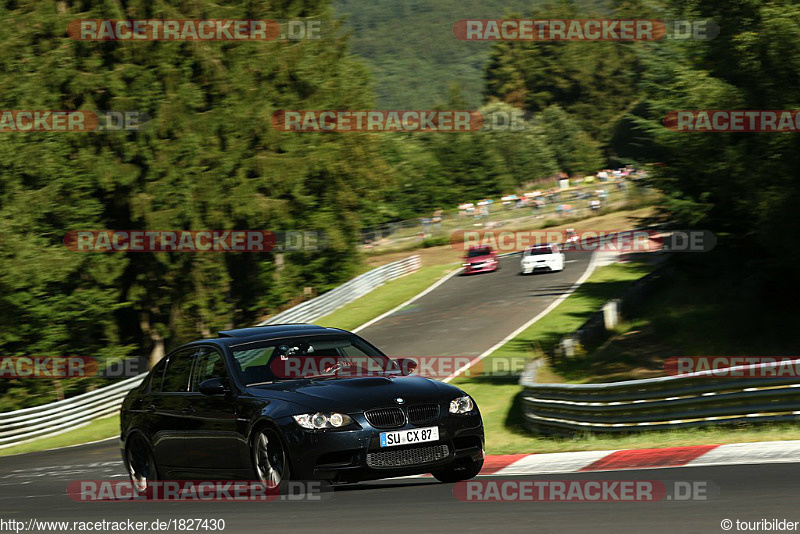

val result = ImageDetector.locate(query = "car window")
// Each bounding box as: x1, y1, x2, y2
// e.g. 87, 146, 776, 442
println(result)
148, 357, 168, 393
234, 346, 275, 371
232, 334, 393, 382
190, 347, 228, 392
467, 247, 491, 257
525, 246, 552, 256
161, 348, 198, 393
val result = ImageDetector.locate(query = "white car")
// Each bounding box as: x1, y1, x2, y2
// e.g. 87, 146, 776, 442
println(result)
520, 243, 565, 274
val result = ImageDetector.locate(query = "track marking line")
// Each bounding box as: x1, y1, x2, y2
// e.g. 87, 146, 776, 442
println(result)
353, 265, 463, 333
443, 251, 600, 383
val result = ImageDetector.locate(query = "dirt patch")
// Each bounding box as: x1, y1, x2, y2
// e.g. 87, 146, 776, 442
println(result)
577, 324, 677, 383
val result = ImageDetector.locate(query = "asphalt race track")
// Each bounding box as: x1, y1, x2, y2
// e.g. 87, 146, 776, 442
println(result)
3, 441, 800, 533
358, 250, 593, 358
2, 249, 798, 533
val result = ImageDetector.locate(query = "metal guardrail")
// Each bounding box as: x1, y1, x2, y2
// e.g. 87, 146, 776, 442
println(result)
520, 359, 800, 434
0, 375, 144, 447
0, 255, 421, 448
258, 254, 421, 325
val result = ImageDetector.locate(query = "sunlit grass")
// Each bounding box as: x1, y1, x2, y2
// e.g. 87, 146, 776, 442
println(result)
0, 414, 119, 457
316, 263, 458, 331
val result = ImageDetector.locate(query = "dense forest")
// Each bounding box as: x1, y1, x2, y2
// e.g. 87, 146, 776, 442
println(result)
1, 0, 798, 407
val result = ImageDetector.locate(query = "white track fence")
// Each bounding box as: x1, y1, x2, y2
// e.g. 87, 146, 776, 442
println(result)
0, 375, 144, 448
0, 255, 421, 449
258, 255, 421, 325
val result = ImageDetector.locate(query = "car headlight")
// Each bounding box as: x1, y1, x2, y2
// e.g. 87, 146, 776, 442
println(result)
449, 395, 475, 414
293, 412, 355, 429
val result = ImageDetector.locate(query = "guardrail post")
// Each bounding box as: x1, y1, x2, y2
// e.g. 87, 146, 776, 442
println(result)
603, 299, 620, 330
560, 336, 577, 358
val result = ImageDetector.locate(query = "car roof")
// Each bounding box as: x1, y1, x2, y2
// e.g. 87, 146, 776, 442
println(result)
184, 324, 347, 349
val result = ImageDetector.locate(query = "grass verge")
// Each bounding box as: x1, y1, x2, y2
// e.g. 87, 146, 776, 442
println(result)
316, 263, 458, 331
448, 258, 800, 454
0, 413, 119, 457
450, 260, 655, 454
472, 260, 656, 383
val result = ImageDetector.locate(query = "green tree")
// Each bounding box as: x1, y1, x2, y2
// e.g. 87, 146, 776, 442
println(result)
637, 0, 800, 287
0, 0, 391, 399
484, 1, 646, 148
538, 105, 605, 176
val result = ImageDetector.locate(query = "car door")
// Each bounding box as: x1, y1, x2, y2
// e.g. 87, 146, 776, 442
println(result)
150, 347, 198, 472
553, 243, 565, 269
128, 356, 167, 438
183, 346, 251, 473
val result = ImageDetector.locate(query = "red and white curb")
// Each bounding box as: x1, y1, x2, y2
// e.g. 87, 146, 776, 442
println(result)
475, 440, 800, 476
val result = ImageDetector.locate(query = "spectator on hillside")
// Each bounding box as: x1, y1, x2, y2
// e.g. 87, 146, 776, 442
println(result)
432, 209, 442, 230
421, 217, 431, 237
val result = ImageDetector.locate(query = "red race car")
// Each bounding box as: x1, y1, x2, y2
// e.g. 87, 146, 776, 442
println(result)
462, 245, 499, 274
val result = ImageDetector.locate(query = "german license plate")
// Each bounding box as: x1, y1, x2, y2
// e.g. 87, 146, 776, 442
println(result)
379, 426, 439, 448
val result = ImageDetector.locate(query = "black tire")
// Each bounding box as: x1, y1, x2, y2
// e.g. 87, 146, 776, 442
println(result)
252, 427, 291, 493
432, 458, 484, 483
125, 434, 159, 495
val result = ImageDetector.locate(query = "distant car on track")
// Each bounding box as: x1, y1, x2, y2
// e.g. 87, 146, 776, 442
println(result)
120, 324, 484, 493
520, 243, 565, 274
564, 228, 579, 248
462, 245, 499, 274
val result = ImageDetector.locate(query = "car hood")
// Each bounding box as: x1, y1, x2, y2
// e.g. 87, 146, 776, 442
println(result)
466, 254, 494, 263
247, 374, 461, 412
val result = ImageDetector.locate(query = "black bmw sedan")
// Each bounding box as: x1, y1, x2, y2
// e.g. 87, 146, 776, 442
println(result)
120, 324, 484, 491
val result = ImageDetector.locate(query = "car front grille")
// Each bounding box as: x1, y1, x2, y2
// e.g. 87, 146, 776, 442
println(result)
407, 404, 440, 425
366, 444, 450, 469
364, 407, 406, 429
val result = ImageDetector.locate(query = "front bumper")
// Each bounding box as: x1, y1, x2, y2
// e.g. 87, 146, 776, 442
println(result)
277, 411, 484, 482
521, 261, 559, 274
464, 262, 497, 274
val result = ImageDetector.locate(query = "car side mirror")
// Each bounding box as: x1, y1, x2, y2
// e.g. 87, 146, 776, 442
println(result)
199, 377, 227, 395
396, 358, 418, 376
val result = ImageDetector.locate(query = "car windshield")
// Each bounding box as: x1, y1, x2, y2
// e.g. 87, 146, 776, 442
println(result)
232, 334, 397, 384
525, 246, 553, 256
467, 247, 491, 258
